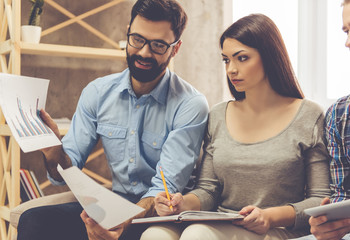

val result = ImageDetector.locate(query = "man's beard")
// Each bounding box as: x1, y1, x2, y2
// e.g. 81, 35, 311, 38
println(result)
126, 50, 171, 83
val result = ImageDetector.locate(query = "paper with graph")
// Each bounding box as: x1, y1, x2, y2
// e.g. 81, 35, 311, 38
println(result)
0, 73, 61, 152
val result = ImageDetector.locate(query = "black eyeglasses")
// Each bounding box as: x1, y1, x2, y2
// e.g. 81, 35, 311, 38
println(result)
127, 33, 179, 55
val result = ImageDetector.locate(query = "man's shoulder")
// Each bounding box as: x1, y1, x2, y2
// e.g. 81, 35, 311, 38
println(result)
168, 72, 205, 100
87, 69, 128, 90
326, 95, 350, 118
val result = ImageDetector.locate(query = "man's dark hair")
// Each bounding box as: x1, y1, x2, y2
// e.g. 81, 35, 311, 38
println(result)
129, 0, 187, 41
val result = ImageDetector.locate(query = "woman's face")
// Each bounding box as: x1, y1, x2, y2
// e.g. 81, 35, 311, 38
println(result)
343, 2, 350, 49
221, 38, 267, 93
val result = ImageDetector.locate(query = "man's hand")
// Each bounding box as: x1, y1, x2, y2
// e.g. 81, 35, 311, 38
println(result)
40, 109, 60, 139
80, 197, 156, 239
310, 198, 350, 240
81, 210, 124, 240
39, 109, 72, 181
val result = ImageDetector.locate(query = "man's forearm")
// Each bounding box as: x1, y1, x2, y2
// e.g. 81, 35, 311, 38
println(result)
42, 145, 72, 181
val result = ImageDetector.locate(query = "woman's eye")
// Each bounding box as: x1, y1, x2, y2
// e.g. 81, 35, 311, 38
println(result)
222, 58, 229, 64
238, 55, 248, 62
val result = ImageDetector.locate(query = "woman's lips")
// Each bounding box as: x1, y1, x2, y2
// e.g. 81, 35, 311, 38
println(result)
231, 79, 243, 84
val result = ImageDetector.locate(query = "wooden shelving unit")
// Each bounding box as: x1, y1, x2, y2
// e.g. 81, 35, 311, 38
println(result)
0, 0, 126, 239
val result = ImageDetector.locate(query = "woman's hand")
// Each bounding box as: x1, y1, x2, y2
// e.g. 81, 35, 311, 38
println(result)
234, 205, 271, 235
154, 192, 184, 216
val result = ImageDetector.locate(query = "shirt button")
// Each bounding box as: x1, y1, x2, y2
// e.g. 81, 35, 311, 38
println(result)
136, 105, 140, 109
132, 181, 137, 186
153, 142, 157, 146
129, 158, 134, 163
108, 132, 112, 137
131, 130, 135, 135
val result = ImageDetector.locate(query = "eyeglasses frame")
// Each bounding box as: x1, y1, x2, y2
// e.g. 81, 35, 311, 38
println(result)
127, 33, 180, 55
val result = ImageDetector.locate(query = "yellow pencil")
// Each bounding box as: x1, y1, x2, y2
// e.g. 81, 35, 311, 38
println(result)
159, 166, 173, 211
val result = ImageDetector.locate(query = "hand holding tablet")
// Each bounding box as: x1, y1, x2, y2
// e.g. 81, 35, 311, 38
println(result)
304, 199, 350, 221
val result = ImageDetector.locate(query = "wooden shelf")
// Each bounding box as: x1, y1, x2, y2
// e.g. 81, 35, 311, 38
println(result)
0, 0, 121, 238
0, 40, 126, 60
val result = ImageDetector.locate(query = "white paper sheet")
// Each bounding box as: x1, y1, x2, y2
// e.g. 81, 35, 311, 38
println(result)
57, 165, 145, 230
0, 73, 61, 152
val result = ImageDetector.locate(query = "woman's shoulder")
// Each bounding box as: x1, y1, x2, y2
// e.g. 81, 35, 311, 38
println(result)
292, 99, 325, 130
299, 99, 324, 117
209, 101, 233, 120
206, 101, 232, 131
210, 101, 231, 113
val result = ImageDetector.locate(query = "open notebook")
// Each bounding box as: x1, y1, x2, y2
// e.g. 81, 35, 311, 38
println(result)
132, 210, 244, 224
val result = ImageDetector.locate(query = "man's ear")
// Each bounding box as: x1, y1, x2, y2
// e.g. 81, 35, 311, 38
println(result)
171, 40, 182, 57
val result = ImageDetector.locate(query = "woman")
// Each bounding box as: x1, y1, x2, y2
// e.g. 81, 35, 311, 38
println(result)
141, 14, 331, 240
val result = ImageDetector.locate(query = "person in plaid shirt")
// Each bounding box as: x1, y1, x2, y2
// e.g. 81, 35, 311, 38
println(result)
307, 0, 350, 239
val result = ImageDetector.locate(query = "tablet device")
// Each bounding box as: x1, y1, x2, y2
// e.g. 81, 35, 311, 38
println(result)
304, 199, 350, 221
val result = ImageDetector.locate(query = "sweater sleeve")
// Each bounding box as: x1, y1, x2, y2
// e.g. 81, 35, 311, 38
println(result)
189, 112, 222, 211
288, 113, 331, 230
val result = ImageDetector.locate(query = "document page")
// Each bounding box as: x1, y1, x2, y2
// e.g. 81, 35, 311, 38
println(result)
0, 73, 61, 152
58, 165, 145, 230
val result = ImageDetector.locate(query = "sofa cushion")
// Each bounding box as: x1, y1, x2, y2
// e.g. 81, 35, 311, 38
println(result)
10, 191, 77, 229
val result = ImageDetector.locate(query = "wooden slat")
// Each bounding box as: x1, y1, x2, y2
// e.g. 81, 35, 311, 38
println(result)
43, 0, 123, 49
11, 0, 20, 75
20, 42, 126, 59
39, 179, 51, 190
86, 148, 104, 163
10, 138, 20, 208
0, 219, 7, 240
0, 39, 11, 55
0, 205, 10, 221
44, 0, 124, 38
0, 124, 11, 136
0, 11, 7, 41
0, 0, 2, 20
82, 168, 111, 185
0, 136, 6, 210
4, 2, 12, 39
0, 54, 8, 73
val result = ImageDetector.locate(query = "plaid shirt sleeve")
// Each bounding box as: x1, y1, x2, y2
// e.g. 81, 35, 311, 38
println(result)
325, 95, 350, 202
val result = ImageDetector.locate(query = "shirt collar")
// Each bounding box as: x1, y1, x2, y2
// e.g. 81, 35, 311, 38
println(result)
148, 69, 170, 105
121, 68, 170, 105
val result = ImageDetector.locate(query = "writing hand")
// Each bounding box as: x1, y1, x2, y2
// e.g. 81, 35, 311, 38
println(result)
154, 192, 184, 216
234, 205, 270, 235
310, 197, 350, 240
81, 210, 124, 240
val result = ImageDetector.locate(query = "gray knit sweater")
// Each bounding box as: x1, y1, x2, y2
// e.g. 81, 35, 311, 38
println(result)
190, 99, 331, 231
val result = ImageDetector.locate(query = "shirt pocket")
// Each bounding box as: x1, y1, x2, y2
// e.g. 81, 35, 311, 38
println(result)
141, 131, 166, 167
97, 124, 127, 164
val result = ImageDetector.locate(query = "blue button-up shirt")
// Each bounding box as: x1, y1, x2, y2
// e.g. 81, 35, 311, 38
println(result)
51, 68, 209, 202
